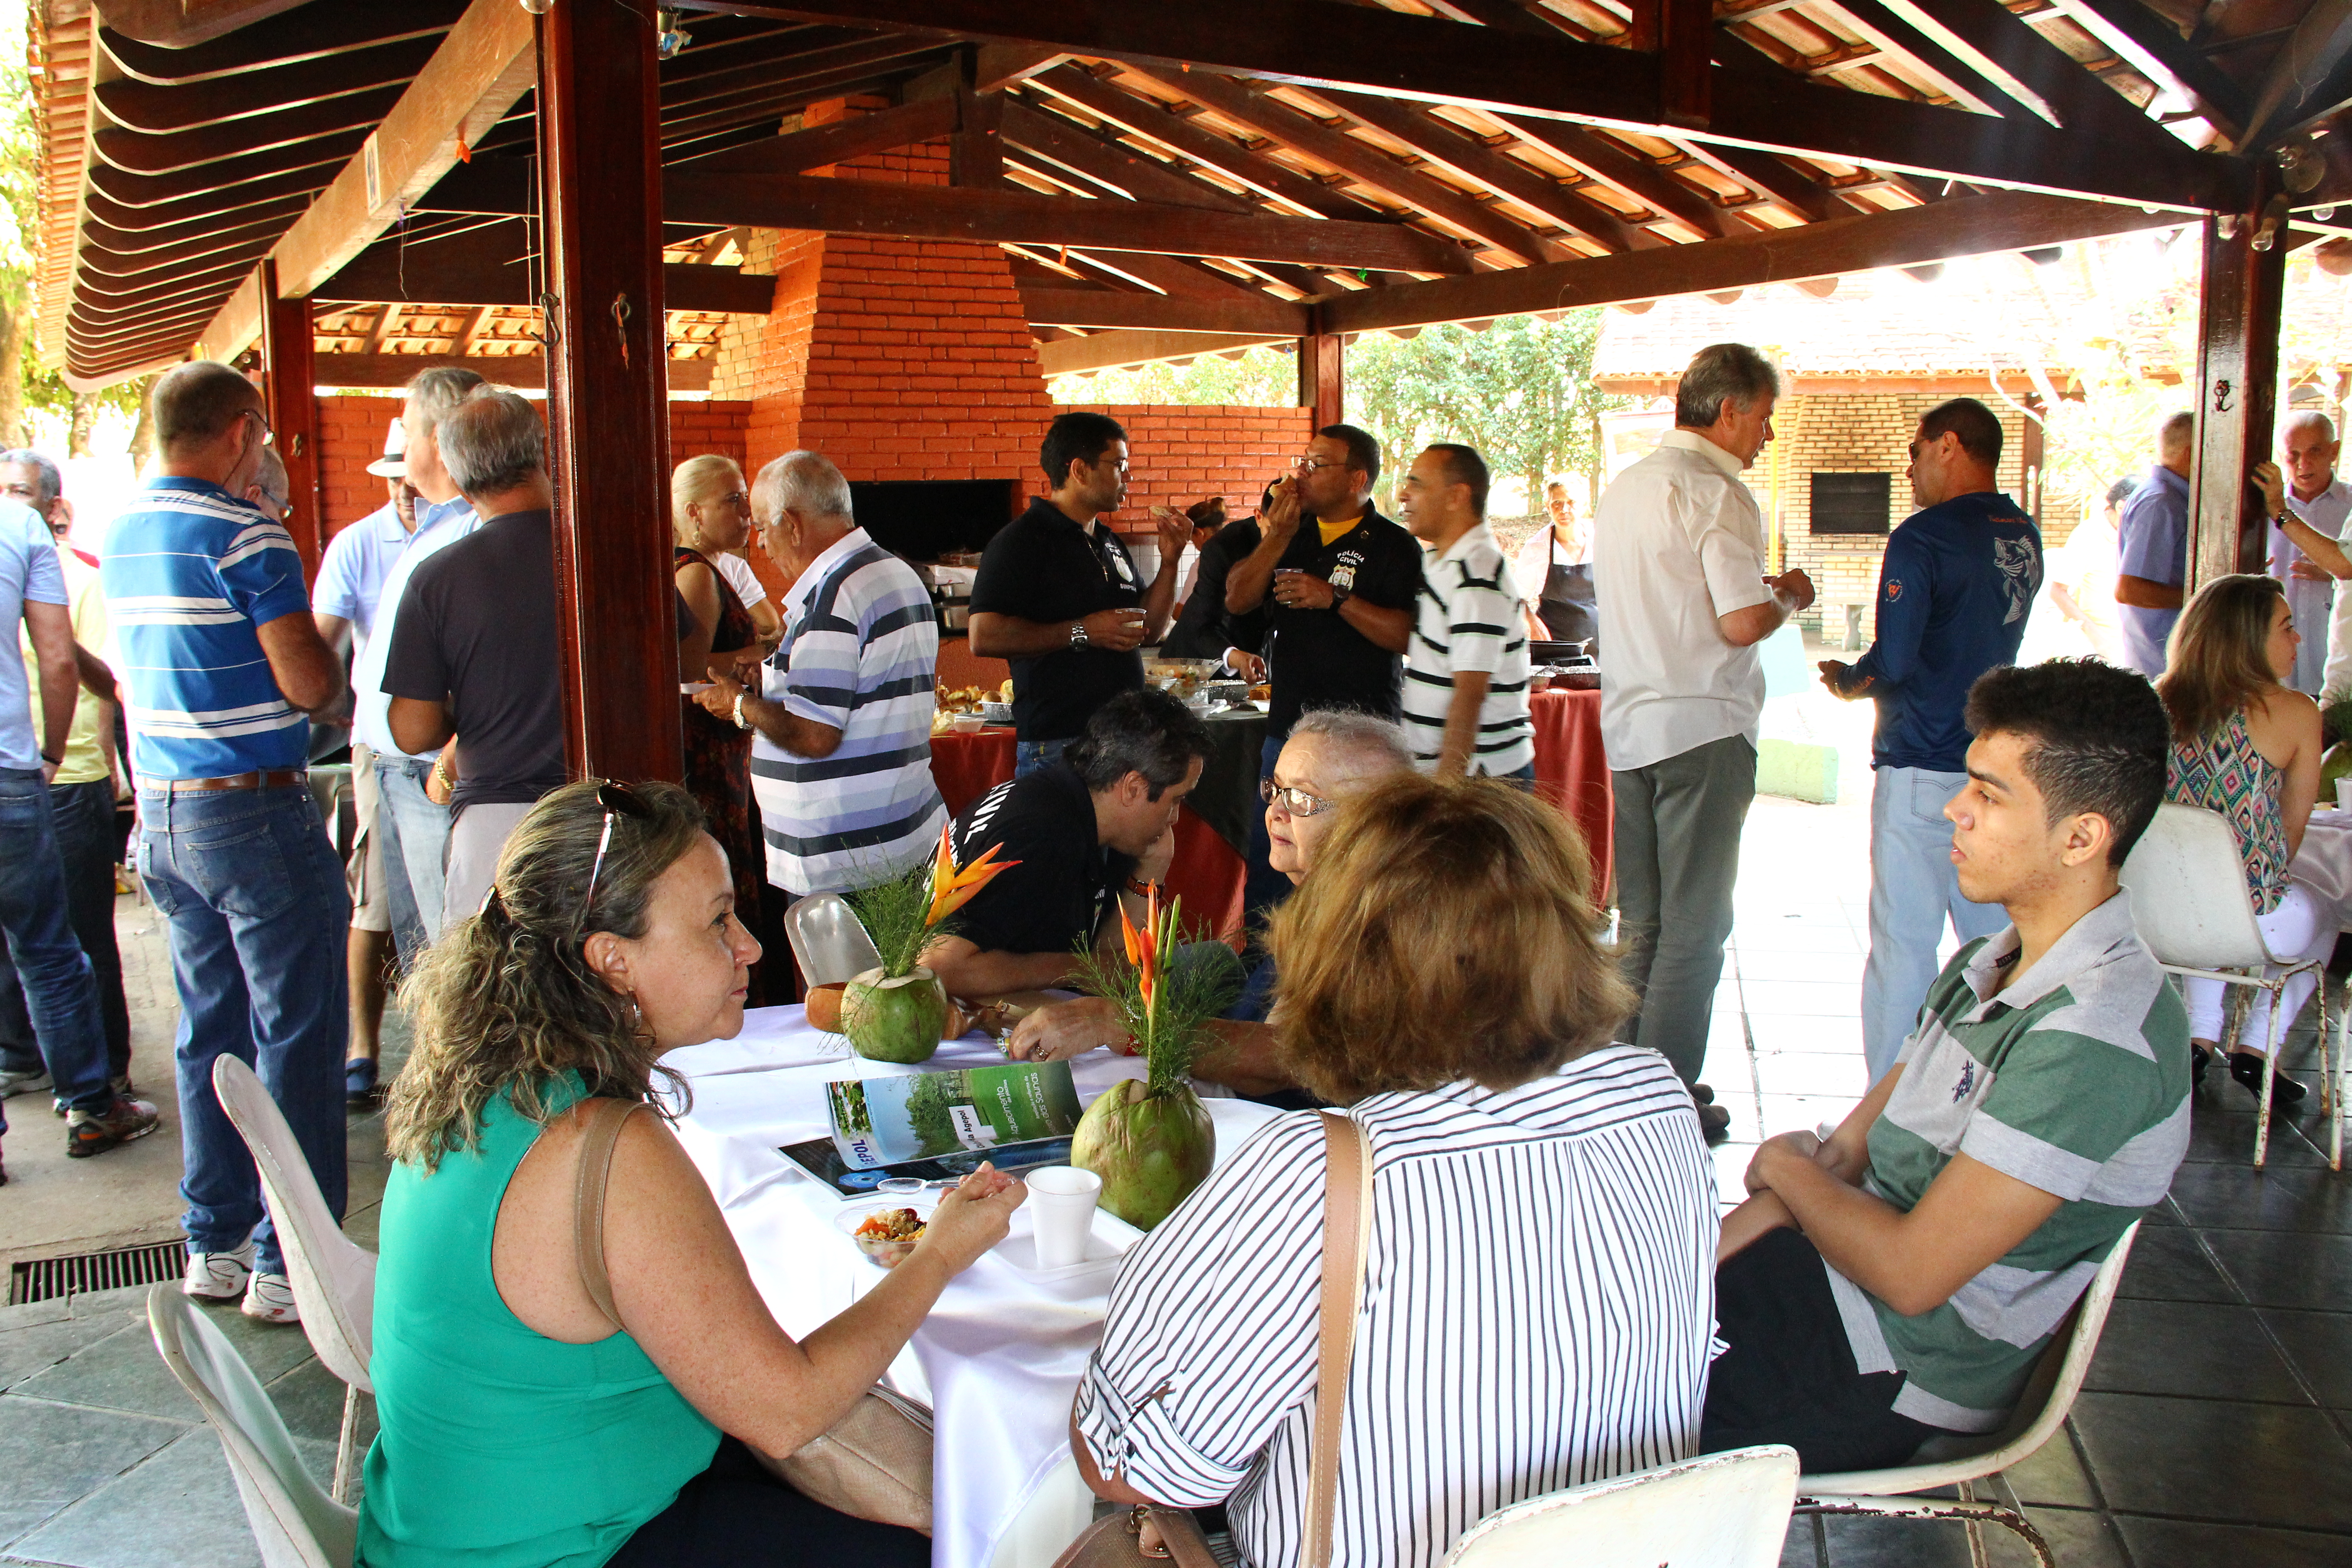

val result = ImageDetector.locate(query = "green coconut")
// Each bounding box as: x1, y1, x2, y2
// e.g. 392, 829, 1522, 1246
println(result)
842, 967, 946, 1064
1072, 1077, 1215, 1230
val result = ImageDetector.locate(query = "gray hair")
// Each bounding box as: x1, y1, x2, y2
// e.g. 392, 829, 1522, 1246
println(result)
440, 388, 546, 498
1287, 709, 1413, 774
1674, 343, 1781, 428
2158, 410, 2196, 461
753, 450, 853, 524
251, 446, 290, 515
2284, 409, 2338, 445
402, 366, 488, 441
0, 449, 62, 506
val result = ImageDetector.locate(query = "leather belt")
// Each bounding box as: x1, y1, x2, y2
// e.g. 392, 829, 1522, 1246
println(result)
137, 769, 309, 794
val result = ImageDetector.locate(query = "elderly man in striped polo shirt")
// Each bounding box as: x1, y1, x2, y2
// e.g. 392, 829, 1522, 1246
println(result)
103, 362, 351, 1325
698, 451, 946, 915
1705, 659, 2189, 1471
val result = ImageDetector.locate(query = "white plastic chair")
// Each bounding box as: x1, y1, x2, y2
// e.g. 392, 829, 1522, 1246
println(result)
212, 1054, 377, 1504
1440, 1445, 1798, 1568
1794, 1220, 2141, 1568
2119, 803, 2340, 1170
785, 891, 885, 987
148, 1286, 357, 1568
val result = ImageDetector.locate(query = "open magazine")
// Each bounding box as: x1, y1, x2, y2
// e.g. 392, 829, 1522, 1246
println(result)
779, 1060, 1085, 1197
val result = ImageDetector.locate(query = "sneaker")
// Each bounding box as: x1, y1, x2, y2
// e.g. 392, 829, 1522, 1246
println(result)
51, 1076, 133, 1119
345, 1057, 379, 1105
240, 1272, 300, 1325
182, 1242, 255, 1301
64, 1093, 160, 1157
0, 1063, 50, 1099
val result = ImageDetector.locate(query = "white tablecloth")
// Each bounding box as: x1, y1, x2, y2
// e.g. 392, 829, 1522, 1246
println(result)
661, 1006, 1284, 1568
2293, 810, 2352, 928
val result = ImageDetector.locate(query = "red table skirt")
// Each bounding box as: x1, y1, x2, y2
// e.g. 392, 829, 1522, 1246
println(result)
929, 689, 1612, 940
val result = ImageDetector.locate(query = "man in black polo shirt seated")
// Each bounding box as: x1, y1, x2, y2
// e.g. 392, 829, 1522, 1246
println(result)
925, 688, 1212, 1001
1223, 423, 1424, 914
970, 412, 1191, 778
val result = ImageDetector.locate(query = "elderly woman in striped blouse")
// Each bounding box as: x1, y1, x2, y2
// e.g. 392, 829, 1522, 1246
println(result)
1068, 773, 1718, 1568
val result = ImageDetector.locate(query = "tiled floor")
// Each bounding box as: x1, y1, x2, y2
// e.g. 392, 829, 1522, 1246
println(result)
5, 748, 2351, 1565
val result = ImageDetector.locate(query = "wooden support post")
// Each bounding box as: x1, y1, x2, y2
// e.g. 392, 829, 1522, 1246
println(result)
255, 258, 322, 582
2190, 195, 2287, 591
1299, 332, 1343, 430
535, 0, 680, 783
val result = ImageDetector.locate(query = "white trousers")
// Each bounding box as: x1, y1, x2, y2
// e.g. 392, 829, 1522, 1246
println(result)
2182, 882, 2335, 1053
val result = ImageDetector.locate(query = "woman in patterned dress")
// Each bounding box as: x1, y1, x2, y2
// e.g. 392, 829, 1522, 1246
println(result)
672, 455, 771, 1003
2157, 573, 2326, 1103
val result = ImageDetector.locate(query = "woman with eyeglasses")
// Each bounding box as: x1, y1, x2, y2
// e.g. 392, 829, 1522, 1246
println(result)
1004, 710, 1411, 1104
671, 455, 772, 1002
363, 779, 1025, 1568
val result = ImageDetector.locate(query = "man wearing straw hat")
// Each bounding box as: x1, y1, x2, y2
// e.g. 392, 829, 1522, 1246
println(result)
312, 419, 426, 1105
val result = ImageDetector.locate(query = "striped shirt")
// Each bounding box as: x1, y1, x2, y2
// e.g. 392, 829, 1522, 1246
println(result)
101, 477, 312, 781
1833, 892, 2190, 1431
1401, 523, 1533, 775
1076, 1048, 1715, 1568
752, 527, 946, 896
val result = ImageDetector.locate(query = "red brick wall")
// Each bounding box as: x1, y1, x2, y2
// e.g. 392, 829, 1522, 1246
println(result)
1061, 404, 1316, 524
313, 392, 751, 542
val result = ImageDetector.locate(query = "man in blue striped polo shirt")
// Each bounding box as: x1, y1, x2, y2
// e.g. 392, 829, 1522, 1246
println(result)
103, 362, 351, 1326
699, 451, 946, 905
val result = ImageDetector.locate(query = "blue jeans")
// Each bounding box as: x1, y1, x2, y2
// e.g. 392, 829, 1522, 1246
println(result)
0, 777, 131, 1085
375, 755, 452, 939
1015, 738, 1073, 779
1862, 766, 2007, 1083
138, 785, 349, 1272
0, 768, 112, 1137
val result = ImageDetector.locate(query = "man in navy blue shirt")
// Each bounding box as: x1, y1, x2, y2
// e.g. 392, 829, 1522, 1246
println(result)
1819, 398, 2043, 1083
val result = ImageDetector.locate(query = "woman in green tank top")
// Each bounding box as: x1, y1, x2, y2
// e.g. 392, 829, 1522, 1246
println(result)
360, 779, 1025, 1568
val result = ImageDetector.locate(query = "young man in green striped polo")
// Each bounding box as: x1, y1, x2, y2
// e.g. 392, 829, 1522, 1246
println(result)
1703, 657, 2190, 1472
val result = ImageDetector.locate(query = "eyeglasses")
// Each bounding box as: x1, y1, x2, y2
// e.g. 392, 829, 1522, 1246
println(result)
242, 408, 276, 447
1259, 779, 1336, 818
577, 780, 653, 938
1296, 457, 1347, 471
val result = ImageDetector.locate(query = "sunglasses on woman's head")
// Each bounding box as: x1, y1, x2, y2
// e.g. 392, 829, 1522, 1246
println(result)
578, 781, 654, 937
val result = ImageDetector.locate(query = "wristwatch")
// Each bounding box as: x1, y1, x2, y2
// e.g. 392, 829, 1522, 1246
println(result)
1329, 585, 1351, 612
1068, 620, 1090, 649
731, 691, 753, 731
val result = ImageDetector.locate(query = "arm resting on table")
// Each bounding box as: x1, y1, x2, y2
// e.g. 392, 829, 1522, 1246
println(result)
924, 934, 1085, 1000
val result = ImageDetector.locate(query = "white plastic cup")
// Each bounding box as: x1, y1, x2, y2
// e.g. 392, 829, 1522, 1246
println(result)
2336, 778, 2352, 812
1025, 1166, 1102, 1268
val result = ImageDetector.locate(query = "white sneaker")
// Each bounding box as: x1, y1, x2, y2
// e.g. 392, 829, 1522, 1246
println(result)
182, 1242, 255, 1301
241, 1272, 299, 1325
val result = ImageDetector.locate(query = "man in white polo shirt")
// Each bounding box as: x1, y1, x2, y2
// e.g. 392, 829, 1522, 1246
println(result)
1594, 343, 1814, 1142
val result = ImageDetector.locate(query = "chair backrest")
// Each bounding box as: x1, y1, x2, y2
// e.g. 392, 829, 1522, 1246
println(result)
2119, 804, 2271, 970
211, 1055, 375, 1392
1441, 1446, 1798, 1568
1798, 1221, 2141, 1495
785, 892, 884, 988
147, 1287, 357, 1568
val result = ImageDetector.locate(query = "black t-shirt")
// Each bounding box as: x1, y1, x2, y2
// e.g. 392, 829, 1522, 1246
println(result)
969, 498, 1147, 742
947, 761, 1136, 958
381, 508, 566, 812
1162, 518, 1271, 662
1261, 510, 1425, 735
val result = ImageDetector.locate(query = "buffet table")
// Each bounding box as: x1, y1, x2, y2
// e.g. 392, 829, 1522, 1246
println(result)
661, 1006, 1282, 1568
930, 687, 1613, 917
2291, 808, 2352, 930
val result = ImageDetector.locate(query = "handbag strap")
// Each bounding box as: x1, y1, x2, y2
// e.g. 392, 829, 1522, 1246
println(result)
572, 1098, 644, 1330
1306, 1110, 1374, 1568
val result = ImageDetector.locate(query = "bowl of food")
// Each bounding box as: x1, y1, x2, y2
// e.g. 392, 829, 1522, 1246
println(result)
836, 1201, 931, 1269
951, 713, 985, 733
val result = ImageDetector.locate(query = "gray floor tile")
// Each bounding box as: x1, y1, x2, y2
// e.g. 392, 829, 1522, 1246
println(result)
0, 1396, 188, 1541
2017, 1505, 2130, 1568
2085, 1298, 2307, 1404
2200, 1227, 2352, 1311
2071, 1391, 2352, 1530
1995, 1423, 2100, 1509
1777, 1513, 1823, 1567
260, 1358, 374, 1459
2179, 1103, 2331, 1167
2112, 1514, 2352, 1568
5, 1430, 266, 1568
9, 1307, 315, 1425
2115, 1225, 2237, 1303
0, 1308, 146, 1397
2255, 1308, 2352, 1410
1815, 1508, 1977, 1566
2164, 1159, 2352, 1234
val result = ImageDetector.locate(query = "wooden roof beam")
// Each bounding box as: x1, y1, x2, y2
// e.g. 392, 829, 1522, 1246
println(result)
187, 0, 539, 368
96, 5, 467, 86
1495, 117, 1732, 237
1038, 328, 1286, 375
2244, 0, 2352, 143
671, 96, 960, 172
2040, 0, 2250, 142
1000, 98, 1258, 213
1020, 284, 1310, 333
1900, 0, 2178, 149
1316, 187, 2192, 332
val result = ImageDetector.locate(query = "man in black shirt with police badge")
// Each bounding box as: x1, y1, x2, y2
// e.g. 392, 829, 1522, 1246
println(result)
971, 412, 1191, 777
1225, 422, 1423, 911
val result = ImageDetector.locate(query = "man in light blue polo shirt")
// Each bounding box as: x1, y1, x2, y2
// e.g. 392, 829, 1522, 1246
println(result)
0, 491, 153, 1178
2114, 411, 2194, 676
352, 368, 485, 940
103, 361, 348, 1324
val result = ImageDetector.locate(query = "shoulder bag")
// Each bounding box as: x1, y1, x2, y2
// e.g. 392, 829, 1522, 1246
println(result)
1049, 1109, 1375, 1568
572, 1098, 936, 1534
